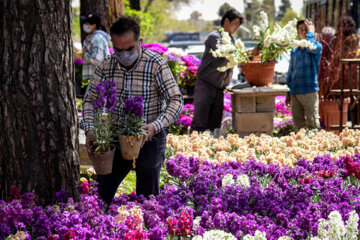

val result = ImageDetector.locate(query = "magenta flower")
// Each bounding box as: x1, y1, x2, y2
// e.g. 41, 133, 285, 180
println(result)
142, 43, 168, 55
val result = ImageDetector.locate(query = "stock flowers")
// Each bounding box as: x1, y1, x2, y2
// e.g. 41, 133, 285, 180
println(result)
91, 79, 117, 152
166, 128, 360, 167
253, 11, 316, 63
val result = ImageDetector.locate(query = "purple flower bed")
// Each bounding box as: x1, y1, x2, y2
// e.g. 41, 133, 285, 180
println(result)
2, 154, 360, 239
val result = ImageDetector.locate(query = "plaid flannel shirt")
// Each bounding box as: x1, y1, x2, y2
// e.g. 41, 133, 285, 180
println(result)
81, 48, 184, 134
82, 30, 110, 81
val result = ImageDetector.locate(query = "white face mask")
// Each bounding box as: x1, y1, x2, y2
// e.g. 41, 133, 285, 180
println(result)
114, 42, 141, 66
83, 24, 92, 33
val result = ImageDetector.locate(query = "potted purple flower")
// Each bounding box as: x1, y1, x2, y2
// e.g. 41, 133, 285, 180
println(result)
118, 96, 147, 168
87, 79, 117, 175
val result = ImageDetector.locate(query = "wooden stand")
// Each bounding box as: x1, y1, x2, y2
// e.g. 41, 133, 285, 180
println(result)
329, 59, 360, 130
229, 85, 289, 137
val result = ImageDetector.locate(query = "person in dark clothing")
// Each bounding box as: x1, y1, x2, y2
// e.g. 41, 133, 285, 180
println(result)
191, 8, 244, 133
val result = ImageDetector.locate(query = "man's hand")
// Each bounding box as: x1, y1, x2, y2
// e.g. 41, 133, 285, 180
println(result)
141, 123, 156, 147
305, 19, 315, 33
85, 130, 95, 149
286, 95, 291, 107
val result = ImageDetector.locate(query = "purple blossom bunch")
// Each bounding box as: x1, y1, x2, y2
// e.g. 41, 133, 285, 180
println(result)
164, 54, 181, 63
171, 104, 194, 134
124, 96, 144, 117
142, 43, 168, 55
74, 58, 84, 68
120, 96, 146, 137
3, 153, 360, 239
93, 79, 117, 112
180, 55, 201, 67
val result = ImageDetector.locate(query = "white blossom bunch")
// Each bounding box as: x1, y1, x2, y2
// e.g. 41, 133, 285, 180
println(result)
165, 47, 186, 57
236, 174, 250, 187
311, 210, 359, 240
193, 230, 237, 240
292, 39, 316, 49
222, 173, 235, 186
210, 28, 249, 72
243, 230, 267, 240
253, 11, 317, 62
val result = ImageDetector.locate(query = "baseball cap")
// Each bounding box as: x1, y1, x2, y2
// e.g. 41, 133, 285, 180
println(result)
81, 12, 101, 26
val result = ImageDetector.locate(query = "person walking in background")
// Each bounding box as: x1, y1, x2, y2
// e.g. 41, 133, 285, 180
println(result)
286, 19, 322, 130
81, 12, 111, 87
191, 8, 244, 133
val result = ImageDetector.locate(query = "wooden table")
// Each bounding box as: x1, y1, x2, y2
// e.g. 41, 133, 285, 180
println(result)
228, 84, 289, 137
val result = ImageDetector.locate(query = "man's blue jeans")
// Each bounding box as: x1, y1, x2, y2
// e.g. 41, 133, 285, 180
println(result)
96, 131, 166, 204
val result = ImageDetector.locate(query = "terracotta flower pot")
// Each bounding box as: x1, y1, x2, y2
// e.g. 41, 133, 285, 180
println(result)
242, 61, 276, 87
87, 147, 115, 175
319, 98, 350, 131
118, 135, 145, 168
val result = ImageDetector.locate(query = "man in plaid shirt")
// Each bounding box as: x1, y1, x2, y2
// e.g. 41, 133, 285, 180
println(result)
81, 16, 183, 203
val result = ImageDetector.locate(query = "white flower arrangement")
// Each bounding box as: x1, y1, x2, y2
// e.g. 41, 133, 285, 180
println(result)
311, 210, 359, 240
193, 230, 237, 240
243, 230, 267, 240
236, 174, 250, 187
253, 11, 316, 63
222, 173, 235, 186
211, 11, 318, 72
210, 28, 249, 72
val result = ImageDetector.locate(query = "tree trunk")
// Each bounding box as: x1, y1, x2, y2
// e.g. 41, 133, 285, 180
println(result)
0, 0, 80, 205
108, 0, 125, 26
129, 0, 141, 10
80, 0, 109, 43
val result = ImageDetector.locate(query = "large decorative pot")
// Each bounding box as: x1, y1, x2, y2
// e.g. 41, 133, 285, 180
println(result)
118, 135, 145, 168
242, 61, 276, 87
319, 98, 350, 131
87, 147, 115, 175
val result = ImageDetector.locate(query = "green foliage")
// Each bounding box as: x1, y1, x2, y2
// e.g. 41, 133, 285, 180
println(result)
277, 0, 291, 21
218, 2, 232, 18
93, 113, 115, 152
118, 112, 147, 137
262, 0, 275, 25
72, 8, 81, 38
244, 0, 262, 38
279, 9, 298, 27
124, 0, 155, 40
76, 98, 83, 111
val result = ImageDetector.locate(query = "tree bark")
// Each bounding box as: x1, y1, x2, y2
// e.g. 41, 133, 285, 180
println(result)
0, 0, 80, 205
108, 0, 125, 26
80, 0, 109, 43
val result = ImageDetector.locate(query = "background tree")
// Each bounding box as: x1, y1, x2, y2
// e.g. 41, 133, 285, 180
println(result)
218, 2, 232, 18
277, 0, 291, 21
245, 0, 262, 37
0, 0, 80, 205
279, 8, 298, 27
263, 0, 275, 26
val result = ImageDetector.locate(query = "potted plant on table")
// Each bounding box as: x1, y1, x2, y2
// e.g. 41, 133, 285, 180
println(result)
118, 96, 147, 169
87, 79, 117, 175
212, 11, 316, 86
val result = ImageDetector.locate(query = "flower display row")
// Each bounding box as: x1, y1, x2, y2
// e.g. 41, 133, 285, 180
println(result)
142, 43, 201, 94
166, 128, 360, 167
2, 153, 360, 239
